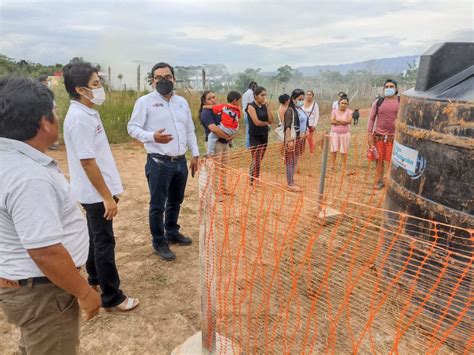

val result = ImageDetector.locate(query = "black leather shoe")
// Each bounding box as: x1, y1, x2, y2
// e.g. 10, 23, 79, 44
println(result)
167, 233, 192, 246
154, 242, 176, 261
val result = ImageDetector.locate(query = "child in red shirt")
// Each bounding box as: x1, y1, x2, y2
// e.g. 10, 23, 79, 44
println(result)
207, 91, 241, 155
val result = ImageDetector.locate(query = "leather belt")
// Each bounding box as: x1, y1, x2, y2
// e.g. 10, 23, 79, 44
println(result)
149, 153, 185, 162
0, 267, 81, 289
0, 276, 51, 288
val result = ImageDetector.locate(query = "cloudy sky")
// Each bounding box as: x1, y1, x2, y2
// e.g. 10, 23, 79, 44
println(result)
0, 0, 472, 86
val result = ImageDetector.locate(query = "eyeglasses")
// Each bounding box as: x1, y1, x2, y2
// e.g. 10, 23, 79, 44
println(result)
154, 75, 173, 81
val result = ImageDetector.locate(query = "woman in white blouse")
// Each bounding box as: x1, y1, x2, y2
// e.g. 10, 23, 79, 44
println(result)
302, 90, 320, 154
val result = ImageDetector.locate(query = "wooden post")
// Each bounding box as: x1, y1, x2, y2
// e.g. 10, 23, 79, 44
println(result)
199, 160, 216, 354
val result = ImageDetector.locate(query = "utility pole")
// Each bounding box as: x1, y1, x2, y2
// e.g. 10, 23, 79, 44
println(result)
137, 65, 141, 96
108, 66, 111, 92
202, 68, 206, 91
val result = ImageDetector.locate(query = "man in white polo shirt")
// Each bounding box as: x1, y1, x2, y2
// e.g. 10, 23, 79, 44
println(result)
128, 62, 199, 261
0, 76, 100, 354
63, 62, 138, 312
332, 91, 347, 111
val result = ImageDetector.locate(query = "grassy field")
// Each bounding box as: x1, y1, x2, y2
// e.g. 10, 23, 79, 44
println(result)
53, 87, 370, 152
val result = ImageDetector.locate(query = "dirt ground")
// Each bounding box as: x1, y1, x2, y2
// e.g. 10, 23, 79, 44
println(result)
0, 143, 202, 354
0, 110, 406, 354
0, 111, 377, 355
0, 130, 466, 354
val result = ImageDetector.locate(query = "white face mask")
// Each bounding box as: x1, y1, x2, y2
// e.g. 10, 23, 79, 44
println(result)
83, 87, 106, 106
384, 88, 396, 97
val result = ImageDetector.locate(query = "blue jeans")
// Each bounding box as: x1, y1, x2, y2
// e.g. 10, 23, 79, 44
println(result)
244, 113, 250, 149
145, 155, 188, 248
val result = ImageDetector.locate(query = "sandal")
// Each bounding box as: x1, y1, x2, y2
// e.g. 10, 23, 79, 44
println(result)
105, 297, 140, 312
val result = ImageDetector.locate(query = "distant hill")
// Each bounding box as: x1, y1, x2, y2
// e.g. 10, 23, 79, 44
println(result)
296, 55, 419, 76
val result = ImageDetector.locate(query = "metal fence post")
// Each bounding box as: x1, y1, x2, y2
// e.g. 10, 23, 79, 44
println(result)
317, 134, 330, 211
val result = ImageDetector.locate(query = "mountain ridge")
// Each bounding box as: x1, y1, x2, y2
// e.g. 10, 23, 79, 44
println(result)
295, 55, 419, 76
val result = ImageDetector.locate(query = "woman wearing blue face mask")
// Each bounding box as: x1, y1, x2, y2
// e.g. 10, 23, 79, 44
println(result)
367, 79, 400, 189
284, 89, 308, 192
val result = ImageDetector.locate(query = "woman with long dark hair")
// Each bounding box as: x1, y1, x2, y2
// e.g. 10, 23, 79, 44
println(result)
246, 86, 273, 184
199, 90, 235, 194
199, 90, 235, 145
199, 90, 217, 141
284, 89, 308, 192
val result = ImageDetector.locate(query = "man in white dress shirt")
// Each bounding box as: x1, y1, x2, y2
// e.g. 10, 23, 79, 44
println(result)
128, 62, 199, 261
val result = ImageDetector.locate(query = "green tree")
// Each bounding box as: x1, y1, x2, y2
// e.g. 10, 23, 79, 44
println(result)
68, 57, 84, 64
117, 73, 123, 90
234, 68, 261, 92
320, 70, 345, 84
401, 60, 418, 87
0, 54, 64, 77
203, 64, 229, 78
146, 72, 153, 86
0, 55, 18, 75
275, 65, 294, 84
175, 66, 192, 87
17, 60, 29, 73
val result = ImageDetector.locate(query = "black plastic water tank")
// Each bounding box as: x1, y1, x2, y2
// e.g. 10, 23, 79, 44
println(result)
388, 42, 473, 228
382, 42, 473, 350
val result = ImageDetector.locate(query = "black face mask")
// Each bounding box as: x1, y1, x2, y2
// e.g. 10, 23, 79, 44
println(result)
156, 79, 174, 96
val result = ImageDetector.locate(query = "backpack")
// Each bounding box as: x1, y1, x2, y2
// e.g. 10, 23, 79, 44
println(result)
374, 95, 400, 119
367, 95, 400, 161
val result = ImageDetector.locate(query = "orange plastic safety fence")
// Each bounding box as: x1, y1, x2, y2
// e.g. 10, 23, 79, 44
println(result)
198, 131, 473, 354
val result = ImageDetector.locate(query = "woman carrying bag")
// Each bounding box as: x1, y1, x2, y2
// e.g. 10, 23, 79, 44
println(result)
284, 89, 308, 192
302, 90, 320, 154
